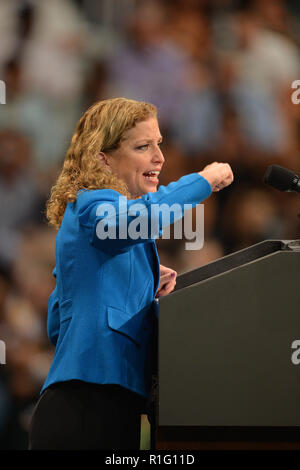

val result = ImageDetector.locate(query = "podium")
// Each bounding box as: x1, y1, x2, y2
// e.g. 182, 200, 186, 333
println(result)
155, 240, 300, 450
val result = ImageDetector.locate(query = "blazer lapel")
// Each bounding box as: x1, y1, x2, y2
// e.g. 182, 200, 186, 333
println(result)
151, 240, 160, 297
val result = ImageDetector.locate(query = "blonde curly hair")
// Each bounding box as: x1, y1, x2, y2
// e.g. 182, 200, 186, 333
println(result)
46, 97, 157, 229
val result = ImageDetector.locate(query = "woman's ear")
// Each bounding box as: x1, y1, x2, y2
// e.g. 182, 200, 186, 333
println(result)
98, 152, 110, 169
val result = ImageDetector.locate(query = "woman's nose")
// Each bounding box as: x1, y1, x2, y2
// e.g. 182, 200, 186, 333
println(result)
153, 145, 165, 165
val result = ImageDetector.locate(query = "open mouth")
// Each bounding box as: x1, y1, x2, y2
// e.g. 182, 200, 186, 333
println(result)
143, 170, 160, 182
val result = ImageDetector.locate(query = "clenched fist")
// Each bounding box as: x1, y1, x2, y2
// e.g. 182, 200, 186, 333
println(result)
199, 162, 234, 192
155, 264, 177, 298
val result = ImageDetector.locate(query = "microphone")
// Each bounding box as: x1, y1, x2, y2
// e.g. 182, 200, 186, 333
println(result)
263, 164, 300, 194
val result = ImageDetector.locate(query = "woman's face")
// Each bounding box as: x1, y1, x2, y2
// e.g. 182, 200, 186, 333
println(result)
103, 117, 165, 198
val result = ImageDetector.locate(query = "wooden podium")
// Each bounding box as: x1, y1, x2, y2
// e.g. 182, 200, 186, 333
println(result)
155, 240, 300, 450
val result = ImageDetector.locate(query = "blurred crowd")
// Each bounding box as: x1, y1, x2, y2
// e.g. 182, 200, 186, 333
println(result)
0, 0, 300, 449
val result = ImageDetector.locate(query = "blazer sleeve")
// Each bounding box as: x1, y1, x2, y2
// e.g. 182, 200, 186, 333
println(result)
47, 268, 60, 346
76, 173, 212, 253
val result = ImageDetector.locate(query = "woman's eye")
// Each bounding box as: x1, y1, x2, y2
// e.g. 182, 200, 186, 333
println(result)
136, 144, 149, 150
136, 142, 162, 150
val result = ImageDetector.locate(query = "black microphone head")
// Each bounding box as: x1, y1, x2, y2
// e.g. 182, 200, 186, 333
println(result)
263, 164, 299, 192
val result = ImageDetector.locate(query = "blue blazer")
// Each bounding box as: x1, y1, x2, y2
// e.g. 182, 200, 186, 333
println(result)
41, 173, 212, 398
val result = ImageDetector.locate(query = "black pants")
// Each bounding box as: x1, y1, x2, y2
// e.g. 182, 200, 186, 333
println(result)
28, 380, 146, 450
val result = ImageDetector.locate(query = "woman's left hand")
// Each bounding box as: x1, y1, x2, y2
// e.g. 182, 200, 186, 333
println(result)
155, 264, 177, 298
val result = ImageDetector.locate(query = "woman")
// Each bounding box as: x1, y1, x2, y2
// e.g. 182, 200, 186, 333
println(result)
28, 97, 233, 450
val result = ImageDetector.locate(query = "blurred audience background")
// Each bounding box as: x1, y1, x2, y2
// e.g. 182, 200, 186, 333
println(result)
0, 0, 299, 449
